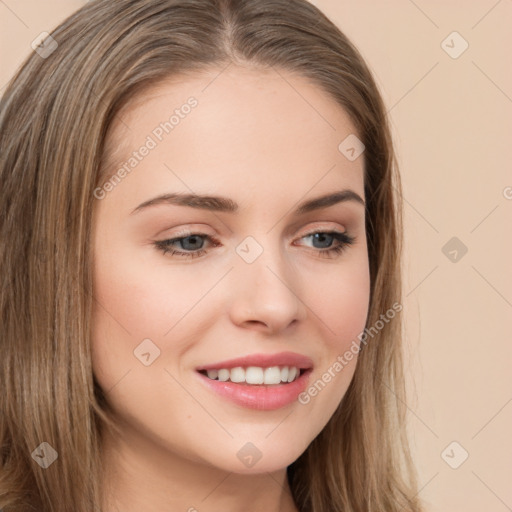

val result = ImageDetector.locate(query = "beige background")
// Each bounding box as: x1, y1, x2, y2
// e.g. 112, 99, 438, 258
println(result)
1, 1, 511, 510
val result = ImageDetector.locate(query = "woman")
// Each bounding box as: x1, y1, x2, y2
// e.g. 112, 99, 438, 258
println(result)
0, 0, 424, 511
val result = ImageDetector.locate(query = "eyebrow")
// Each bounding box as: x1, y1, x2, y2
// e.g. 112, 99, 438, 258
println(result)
130, 189, 365, 216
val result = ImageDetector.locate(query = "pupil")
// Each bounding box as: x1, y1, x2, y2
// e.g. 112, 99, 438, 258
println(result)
182, 235, 202, 250
313, 233, 332, 248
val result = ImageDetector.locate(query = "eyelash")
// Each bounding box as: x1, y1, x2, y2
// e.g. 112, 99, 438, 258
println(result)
153, 230, 356, 260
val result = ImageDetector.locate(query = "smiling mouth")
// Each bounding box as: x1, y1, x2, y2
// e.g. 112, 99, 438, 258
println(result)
197, 366, 308, 386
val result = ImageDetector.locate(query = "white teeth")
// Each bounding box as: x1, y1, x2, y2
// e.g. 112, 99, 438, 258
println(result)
202, 365, 302, 384
264, 366, 281, 385
218, 369, 230, 382
230, 367, 245, 383
206, 369, 218, 380
245, 366, 264, 384
287, 366, 297, 383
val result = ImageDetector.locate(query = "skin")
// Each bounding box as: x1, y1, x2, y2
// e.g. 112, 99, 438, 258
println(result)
91, 64, 370, 512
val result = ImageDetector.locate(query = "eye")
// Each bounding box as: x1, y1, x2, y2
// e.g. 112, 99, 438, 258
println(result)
153, 230, 356, 260
153, 232, 219, 259
295, 230, 356, 259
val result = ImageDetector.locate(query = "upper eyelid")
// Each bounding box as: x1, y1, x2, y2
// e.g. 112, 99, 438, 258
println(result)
160, 220, 350, 238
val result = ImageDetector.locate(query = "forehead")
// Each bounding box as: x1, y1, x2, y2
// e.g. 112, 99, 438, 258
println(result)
99, 65, 364, 211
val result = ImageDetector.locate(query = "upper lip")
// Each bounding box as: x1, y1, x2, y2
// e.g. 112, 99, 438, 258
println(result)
196, 351, 314, 371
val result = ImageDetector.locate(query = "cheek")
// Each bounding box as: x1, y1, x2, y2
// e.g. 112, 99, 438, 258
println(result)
90, 238, 224, 395
91, 245, 204, 340
295, 257, 370, 424
90, 246, 176, 388
308, 256, 371, 350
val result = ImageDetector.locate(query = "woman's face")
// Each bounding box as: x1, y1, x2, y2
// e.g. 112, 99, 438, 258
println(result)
91, 65, 370, 474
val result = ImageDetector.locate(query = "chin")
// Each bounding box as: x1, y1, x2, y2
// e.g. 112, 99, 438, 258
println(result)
197, 437, 308, 475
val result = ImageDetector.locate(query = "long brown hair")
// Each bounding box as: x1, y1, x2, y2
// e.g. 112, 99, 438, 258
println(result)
0, 1, 423, 510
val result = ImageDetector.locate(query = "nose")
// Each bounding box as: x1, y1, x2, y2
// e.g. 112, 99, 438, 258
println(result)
228, 242, 307, 334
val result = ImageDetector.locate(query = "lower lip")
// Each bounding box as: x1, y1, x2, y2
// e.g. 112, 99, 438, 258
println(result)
196, 370, 312, 411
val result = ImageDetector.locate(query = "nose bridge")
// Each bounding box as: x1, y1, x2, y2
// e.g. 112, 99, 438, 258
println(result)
236, 232, 289, 285
228, 233, 306, 330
